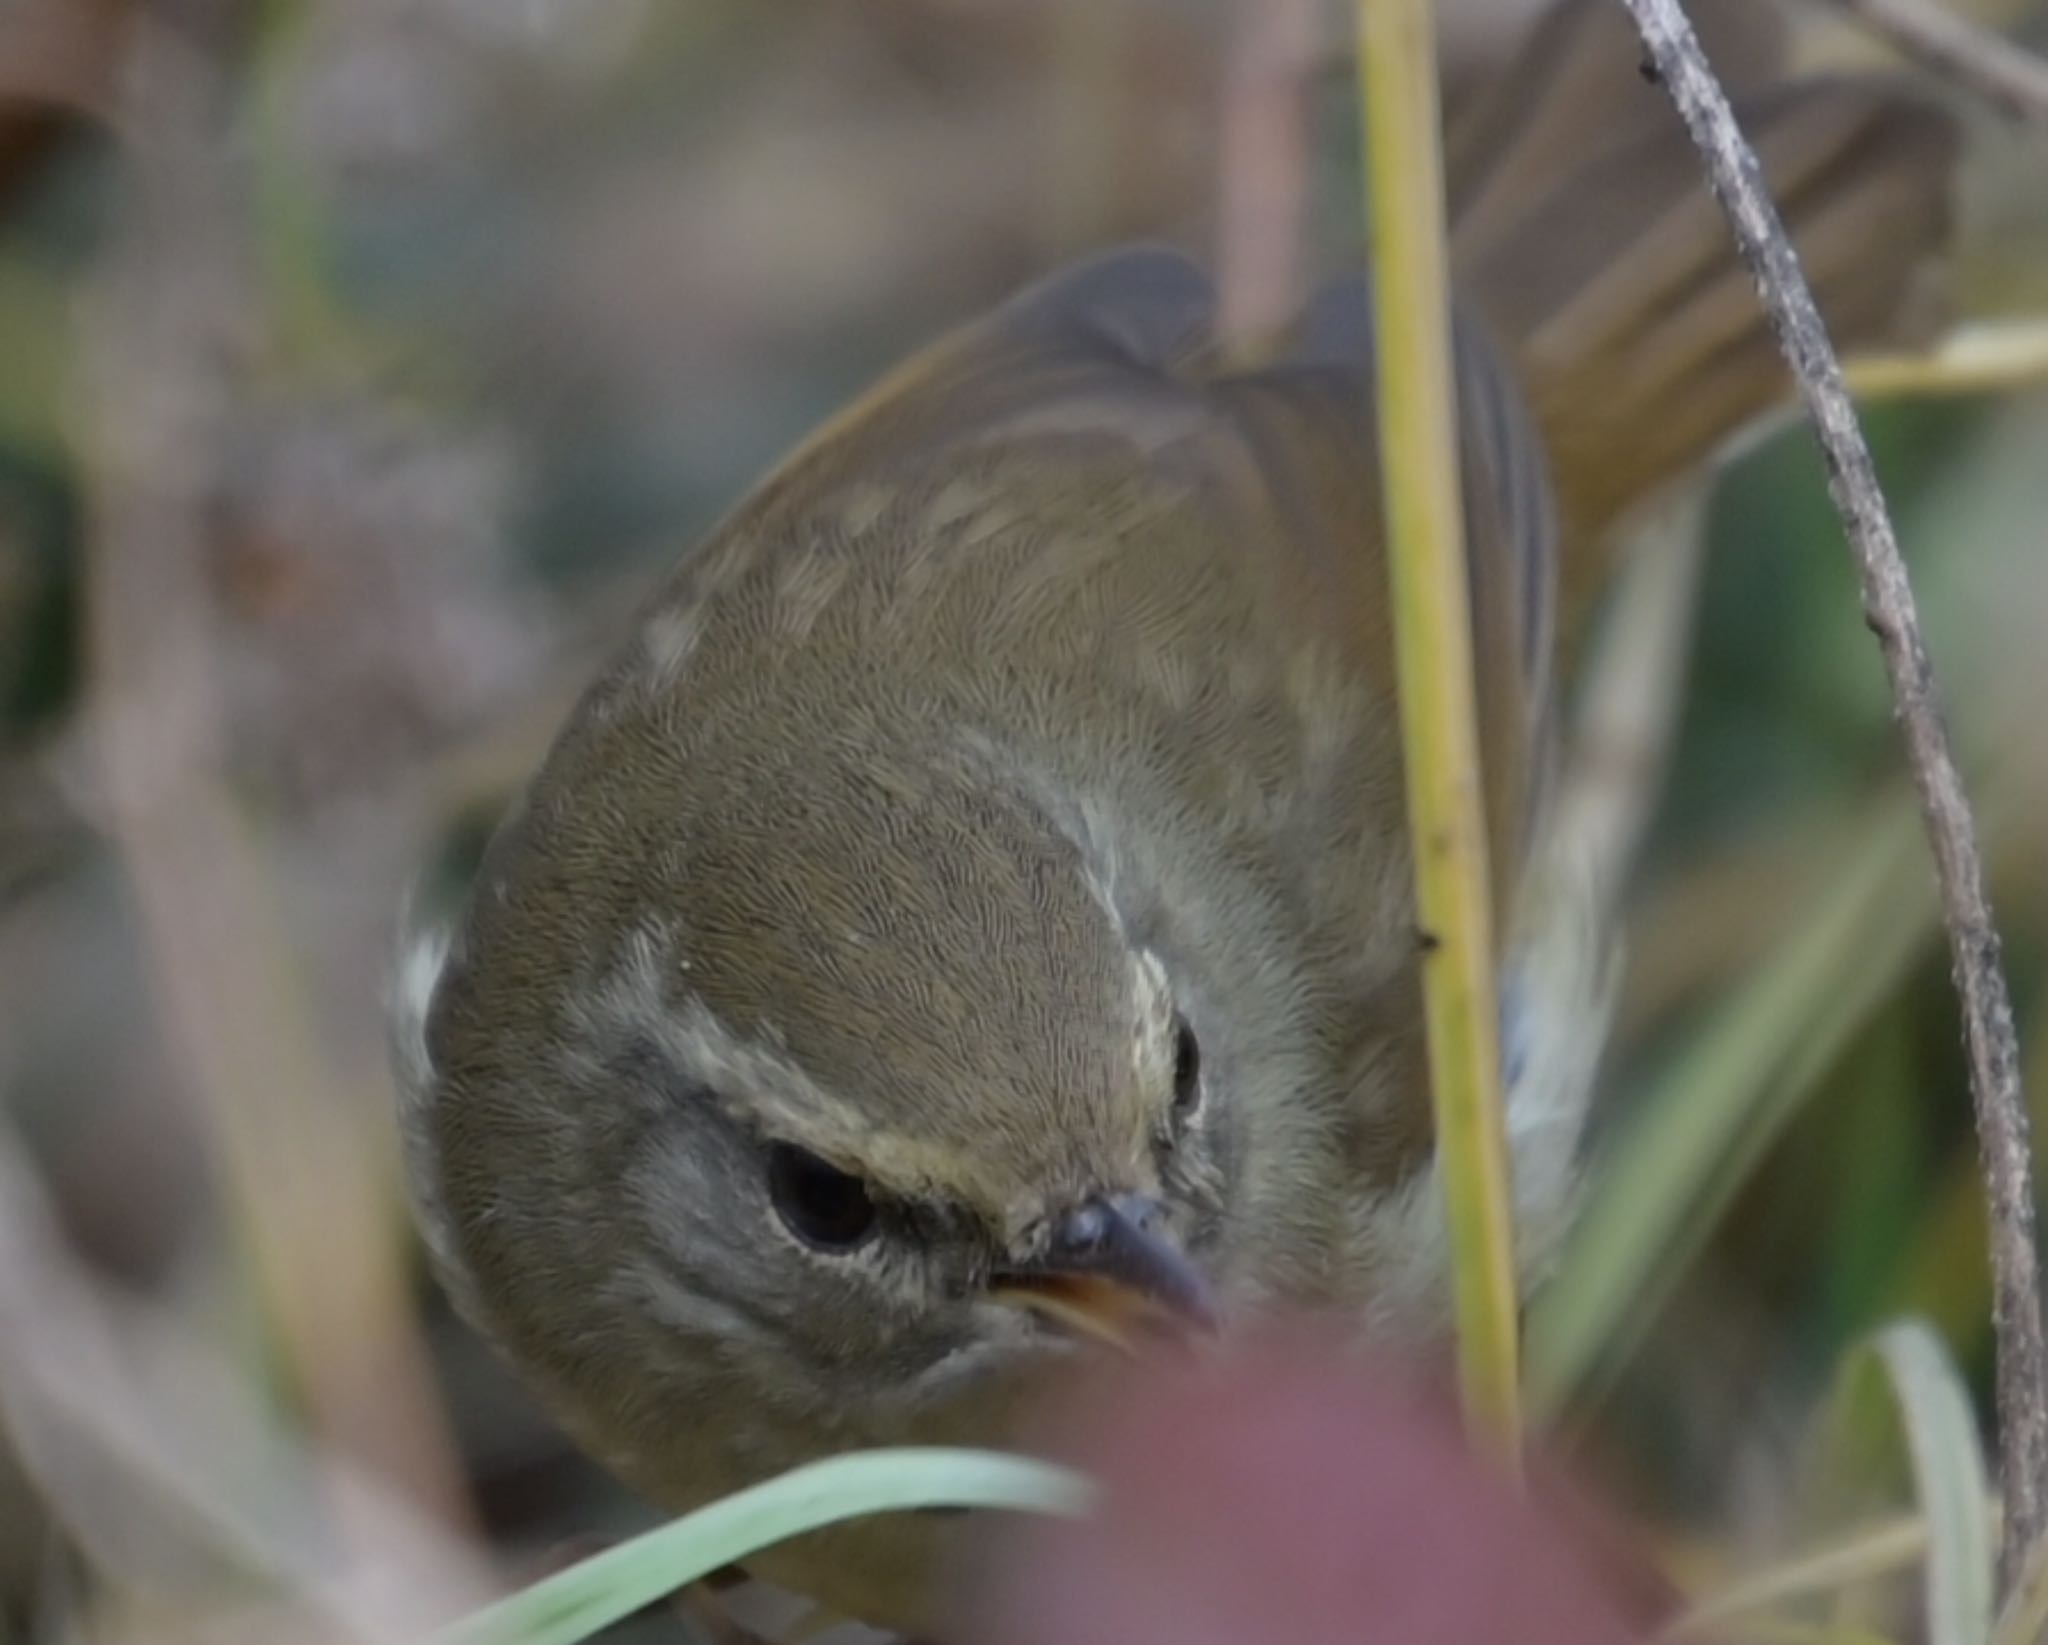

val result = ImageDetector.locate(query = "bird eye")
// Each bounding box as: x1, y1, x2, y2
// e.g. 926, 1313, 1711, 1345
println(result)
767, 1143, 878, 1252
1171, 1012, 1201, 1116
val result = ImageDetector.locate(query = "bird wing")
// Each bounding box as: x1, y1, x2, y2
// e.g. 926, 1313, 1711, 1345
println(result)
763, 246, 1559, 898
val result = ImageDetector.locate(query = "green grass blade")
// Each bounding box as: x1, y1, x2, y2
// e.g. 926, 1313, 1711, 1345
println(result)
1832, 1322, 1996, 1645
1525, 796, 1935, 1418
431, 1448, 1091, 1645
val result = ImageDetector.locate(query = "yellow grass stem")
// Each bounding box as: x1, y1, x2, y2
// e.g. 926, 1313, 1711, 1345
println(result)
1848, 318, 2048, 401
1353, 0, 1522, 1456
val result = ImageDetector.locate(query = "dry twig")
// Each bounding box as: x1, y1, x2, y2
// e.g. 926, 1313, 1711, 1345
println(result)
1617, 0, 2048, 1588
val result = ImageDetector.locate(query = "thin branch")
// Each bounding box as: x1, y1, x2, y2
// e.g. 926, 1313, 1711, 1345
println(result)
1992, 1520, 2048, 1645
1352, 0, 1524, 1456
1822, 0, 2048, 125
1616, 0, 2048, 1588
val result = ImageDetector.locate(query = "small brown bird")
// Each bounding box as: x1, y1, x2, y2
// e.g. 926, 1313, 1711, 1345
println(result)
393, 0, 1955, 1630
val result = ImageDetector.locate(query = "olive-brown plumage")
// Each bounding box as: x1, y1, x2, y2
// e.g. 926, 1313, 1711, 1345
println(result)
393, 0, 1956, 1629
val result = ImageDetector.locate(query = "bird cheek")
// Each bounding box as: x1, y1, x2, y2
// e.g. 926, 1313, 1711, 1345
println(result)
896, 1309, 1090, 1424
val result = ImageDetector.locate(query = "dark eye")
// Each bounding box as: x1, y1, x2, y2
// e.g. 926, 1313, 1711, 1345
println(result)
767, 1143, 879, 1252
1171, 1012, 1201, 1116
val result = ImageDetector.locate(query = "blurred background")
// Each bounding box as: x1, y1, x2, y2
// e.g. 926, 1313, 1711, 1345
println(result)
1, 0, 2046, 1639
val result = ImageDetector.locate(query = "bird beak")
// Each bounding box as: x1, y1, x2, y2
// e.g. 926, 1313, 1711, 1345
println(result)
990, 1193, 1220, 1348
